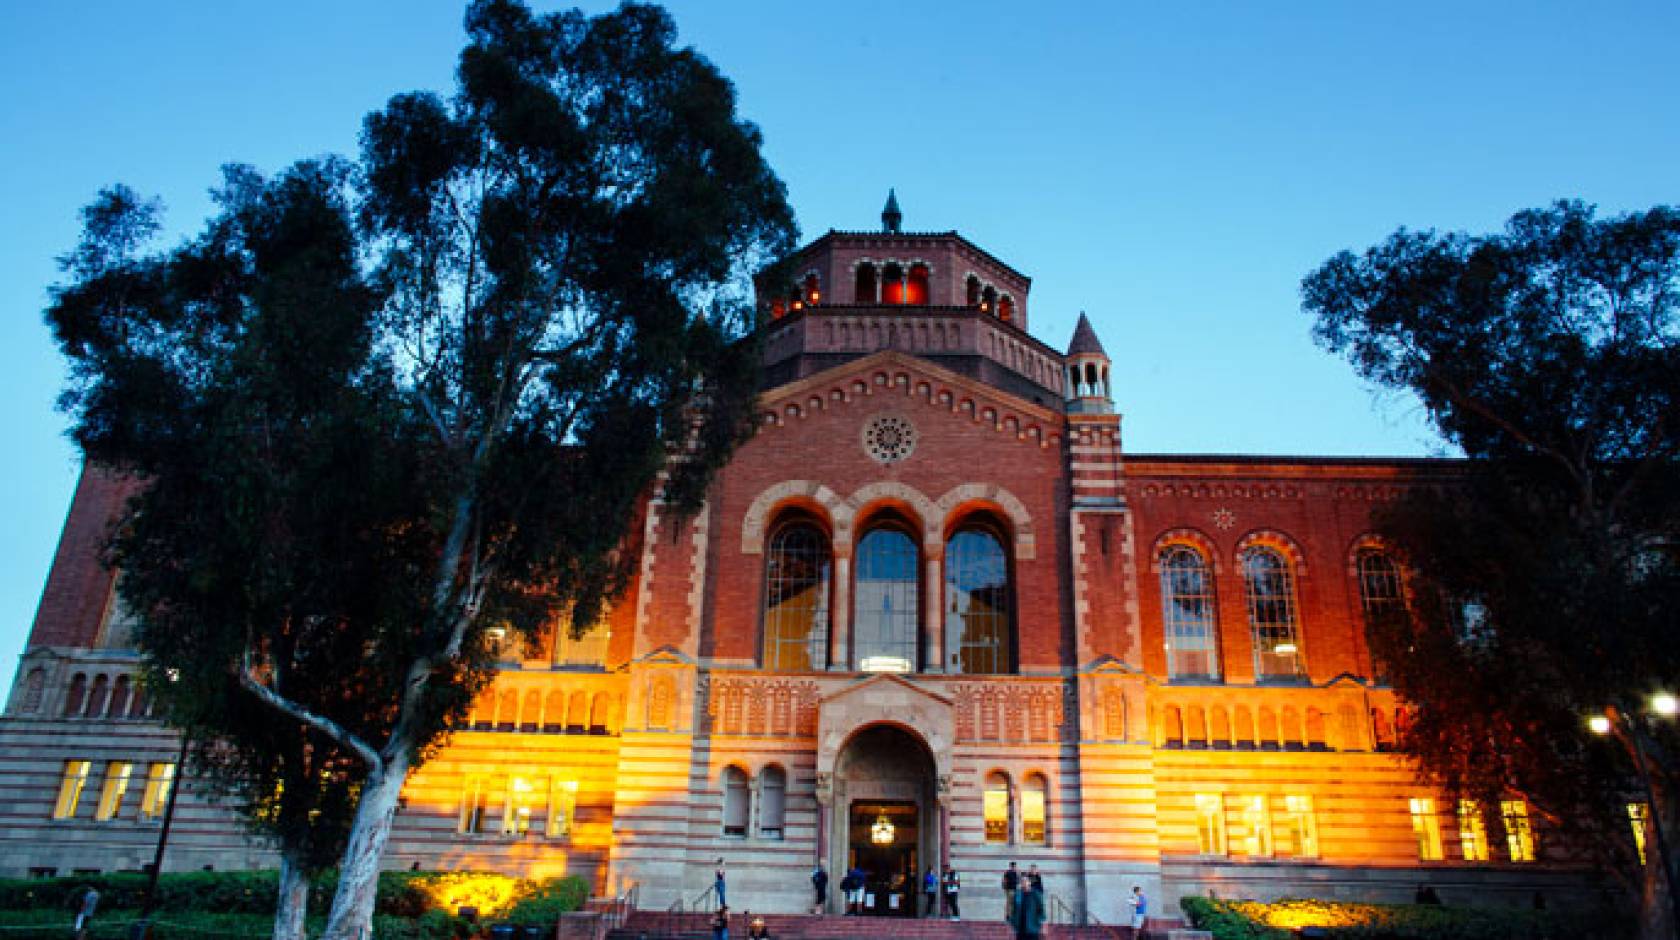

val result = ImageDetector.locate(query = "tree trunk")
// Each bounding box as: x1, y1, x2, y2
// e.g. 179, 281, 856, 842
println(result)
320, 754, 410, 940
273, 853, 310, 940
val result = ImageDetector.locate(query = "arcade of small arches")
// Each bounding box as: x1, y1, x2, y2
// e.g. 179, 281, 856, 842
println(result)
1150, 528, 1405, 685
18, 667, 152, 721
769, 264, 1018, 324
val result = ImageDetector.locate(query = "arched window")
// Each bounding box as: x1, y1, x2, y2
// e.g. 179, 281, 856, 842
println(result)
906, 263, 930, 305
762, 520, 832, 671
721, 766, 750, 837
945, 523, 1012, 674
980, 285, 997, 314
758, 765, 786, 839
855, 263, 878, 303
997, 295, 1015, 323
589, 692, 612, 734
1243, 547, 1305, 679
62, 673, 86, 717
803, 273, 821, 305
1159, 547, 1220, 681
1022, 773, 1048, 844
88, 675, 109, 718
853, 523, 919, 672
965, 275, 981, 307
109, 675, 132, 719
881, 263, 905, 304
20, 668, 45, 714
1356, 549, 1404, 681
984, 772, 1012, 843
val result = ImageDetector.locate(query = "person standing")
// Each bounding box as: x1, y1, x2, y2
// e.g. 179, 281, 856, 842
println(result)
811, 861, 829, 914
711, 905, 730, 940
942, 864, 961, 921
845, 864, 866, 915
1127, 886, 1147, 931
922, 866, 938, 918
72, 887, 99, 939
1001, 862, 1019, 923
715, 858, 728, 908
1011, 870, 1044, 940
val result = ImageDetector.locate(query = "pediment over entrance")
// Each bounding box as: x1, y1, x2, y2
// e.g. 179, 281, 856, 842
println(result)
816, 674, 954, 790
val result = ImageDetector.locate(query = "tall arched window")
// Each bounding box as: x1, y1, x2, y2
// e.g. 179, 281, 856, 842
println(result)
946, 523, 1012, 674
762, 519, 832, 671
758, 765, 786, 840
984, 772, 1012, 843
1022, 773, 1048, 844
965, 275, 981, 307
1356, 549, 1404, 681
721, 766, 750, 837
854, 263, 878, 303
906, 263, 930, 304
1160, 547, 1220, 681
803, 273, 821, 305
1243, 547, 1305, 679
854, 523, 919, 672
981, 285, 997, 314
997, 295, 1015, 323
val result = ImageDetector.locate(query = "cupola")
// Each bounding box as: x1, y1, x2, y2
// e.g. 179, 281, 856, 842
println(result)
1065, 312, 1113, 413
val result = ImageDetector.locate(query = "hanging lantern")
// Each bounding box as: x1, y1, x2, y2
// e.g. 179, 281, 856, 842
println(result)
871, 813, 895, 844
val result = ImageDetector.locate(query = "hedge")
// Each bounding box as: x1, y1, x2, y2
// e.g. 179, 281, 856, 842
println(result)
1180, 896, 1629, 940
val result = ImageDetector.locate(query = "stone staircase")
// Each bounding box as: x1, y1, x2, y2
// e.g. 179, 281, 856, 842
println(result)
608, 911, 1187, 940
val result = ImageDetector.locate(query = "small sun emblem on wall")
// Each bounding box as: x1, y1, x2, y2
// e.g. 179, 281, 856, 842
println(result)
862, 414, 918, 465
1212, 508, 1236, 530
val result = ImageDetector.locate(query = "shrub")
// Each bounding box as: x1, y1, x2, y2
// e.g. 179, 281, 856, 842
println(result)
1179, 896, 1627, 940
503, 876, 590, 925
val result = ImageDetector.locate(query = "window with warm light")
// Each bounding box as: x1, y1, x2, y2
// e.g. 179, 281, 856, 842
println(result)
95, 762, 132, 822
721, 766, 750, 837
1194, 794, 1227, 855
762, 519, 831, 671
52, 761, 91, 820
552, 606, 611, 669
1457, 800, 1489, 862
1629, 803, 1650, 866
1237, 794, 1272, 857
946, 523, 1012, 675
1356, 549, 1405, 681
503, 776, 539, 835
138, 762, 175, 821
1501, 800, 1535, 862
1242, 547, 1305, 680
547, 778, 577, 838
1159, 546, 1220, 681
1277, 795, 1318, 858
458, 776, 491, 834
1022, 774, 1047, 844
1410, 798, 1443, 861
984, 772, 1012, 844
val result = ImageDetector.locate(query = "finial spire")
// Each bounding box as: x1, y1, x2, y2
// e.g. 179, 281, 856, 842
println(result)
1067, 311, 1108, 358
882, 189, 902, 233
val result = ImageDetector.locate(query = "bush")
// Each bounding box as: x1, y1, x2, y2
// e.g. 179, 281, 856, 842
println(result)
503, 876, 590, 926
1180, 896, 1627, 940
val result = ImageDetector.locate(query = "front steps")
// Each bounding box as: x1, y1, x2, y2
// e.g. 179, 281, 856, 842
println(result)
609, 910, 1186, 940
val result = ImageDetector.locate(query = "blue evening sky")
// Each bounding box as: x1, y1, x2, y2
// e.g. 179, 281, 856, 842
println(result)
1, 1, 1675, 695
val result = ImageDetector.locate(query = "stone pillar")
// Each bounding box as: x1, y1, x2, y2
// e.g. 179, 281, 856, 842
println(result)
831, 555, 852, 671
922, 555, 943, 673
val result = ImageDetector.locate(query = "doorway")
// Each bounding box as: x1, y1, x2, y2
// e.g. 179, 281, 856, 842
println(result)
830, 724, 940, 918
847, 800, 918, 917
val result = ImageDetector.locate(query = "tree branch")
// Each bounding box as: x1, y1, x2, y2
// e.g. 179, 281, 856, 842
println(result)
240, 650, 381, 772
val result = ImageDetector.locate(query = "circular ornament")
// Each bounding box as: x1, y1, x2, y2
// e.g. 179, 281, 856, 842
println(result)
862, 414, 918, 465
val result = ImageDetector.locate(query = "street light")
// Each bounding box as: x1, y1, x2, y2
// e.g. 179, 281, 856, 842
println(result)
1588, 692, 1678, 931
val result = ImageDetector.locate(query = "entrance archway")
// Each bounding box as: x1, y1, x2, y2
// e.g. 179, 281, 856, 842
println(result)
830, 724, 939, 917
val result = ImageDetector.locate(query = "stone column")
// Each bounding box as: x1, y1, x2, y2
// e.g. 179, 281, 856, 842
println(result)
831, 555, 852, 671
922, 555, 943, 673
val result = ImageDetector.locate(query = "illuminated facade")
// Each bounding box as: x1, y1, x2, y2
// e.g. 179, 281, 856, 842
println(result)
0, 200, 1594, 919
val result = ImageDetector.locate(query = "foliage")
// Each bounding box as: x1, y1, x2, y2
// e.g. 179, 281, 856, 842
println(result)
1181, 896, 1624, 940
1302, 200, 1680, 936
501, 876, 590, 924
45, 1, 794, 937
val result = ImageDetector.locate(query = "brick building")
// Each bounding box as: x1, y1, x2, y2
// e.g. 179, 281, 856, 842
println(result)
0, 198, 1590, 920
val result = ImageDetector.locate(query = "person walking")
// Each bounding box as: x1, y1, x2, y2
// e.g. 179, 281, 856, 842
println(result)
811, 861, 829, 914
1126, 886, 1147, 931
1001, 862, 1019, 923
922, 866, 938, 918
844, 865, 866, 915
72, 887, 99, 940
942, 864, 961, 921
1011, 871, 1045, 940
715, 859, 728, 908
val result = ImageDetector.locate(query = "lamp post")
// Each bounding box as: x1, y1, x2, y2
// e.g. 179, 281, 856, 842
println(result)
1589, 692, 1678, 931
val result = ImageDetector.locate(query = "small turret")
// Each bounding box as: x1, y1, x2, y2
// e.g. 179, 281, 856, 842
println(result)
1065, 311, 1113, 413
881, 189, 902, 233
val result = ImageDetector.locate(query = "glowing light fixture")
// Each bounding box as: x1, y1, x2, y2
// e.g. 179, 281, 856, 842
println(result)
1588, 714, 1612, 735
871, 814, 895, 845
1274, 643, 1298, 655
1653, 692, 1678, 717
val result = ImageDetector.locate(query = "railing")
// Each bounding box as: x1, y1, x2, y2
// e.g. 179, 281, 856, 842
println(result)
1048, 893, 1082, 927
